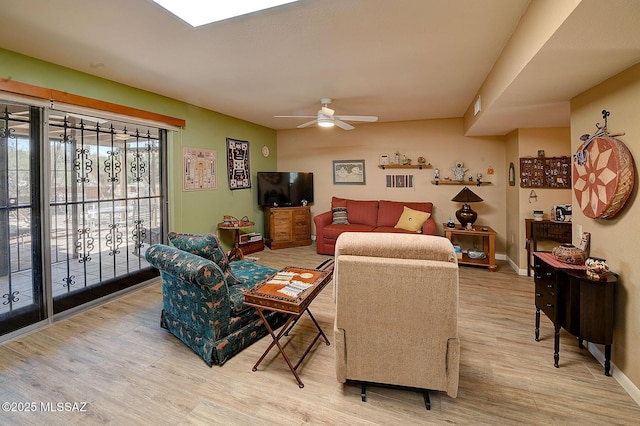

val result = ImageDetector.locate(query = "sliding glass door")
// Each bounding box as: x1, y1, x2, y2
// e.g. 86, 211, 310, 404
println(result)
0, 98, 166, 336
0, 103, 45, 335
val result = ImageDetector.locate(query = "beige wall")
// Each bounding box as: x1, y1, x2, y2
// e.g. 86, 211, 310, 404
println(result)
505, 130, 521, 266
571, 63, 640, 390
277, 118, 508, 254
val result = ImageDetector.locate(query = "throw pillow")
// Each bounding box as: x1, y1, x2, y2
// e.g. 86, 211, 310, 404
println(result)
167, 232, 242, 286
332, 207, 349, 225
394, 207, 431, 233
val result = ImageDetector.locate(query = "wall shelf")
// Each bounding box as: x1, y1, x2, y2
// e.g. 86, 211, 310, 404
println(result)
378, 164, 432, 170
431, 180, 492, 186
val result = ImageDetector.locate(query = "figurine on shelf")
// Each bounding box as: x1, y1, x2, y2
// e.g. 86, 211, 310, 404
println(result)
476, 173, 483, 186
452, 161, 468, 182
434, 168, 440, 185
394, 151, 400, 165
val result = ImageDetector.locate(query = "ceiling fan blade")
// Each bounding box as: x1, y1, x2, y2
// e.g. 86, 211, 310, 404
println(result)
274, 115, 316, 118
334, 115, 378, 122
334, 120, 355, 130
321, 106, 335, 117
297, 119, 318, 129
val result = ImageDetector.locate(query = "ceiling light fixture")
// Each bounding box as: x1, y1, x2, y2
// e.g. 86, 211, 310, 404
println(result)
317, 117, 334, 128
151, 0, 300, 27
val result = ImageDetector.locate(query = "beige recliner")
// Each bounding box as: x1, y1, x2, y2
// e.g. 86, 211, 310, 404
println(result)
333, 232, 460, 407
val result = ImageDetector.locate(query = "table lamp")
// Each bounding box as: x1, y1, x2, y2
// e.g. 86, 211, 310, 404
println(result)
451, 186, 483, 226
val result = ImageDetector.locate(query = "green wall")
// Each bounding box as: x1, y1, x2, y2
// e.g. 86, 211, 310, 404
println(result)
0, 48, 277, 249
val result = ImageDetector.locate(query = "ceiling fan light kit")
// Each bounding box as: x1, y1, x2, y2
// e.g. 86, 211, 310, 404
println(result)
275, 98, 378, 130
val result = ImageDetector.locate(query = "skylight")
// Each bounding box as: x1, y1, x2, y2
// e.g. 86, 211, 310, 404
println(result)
152, 0, 300, 27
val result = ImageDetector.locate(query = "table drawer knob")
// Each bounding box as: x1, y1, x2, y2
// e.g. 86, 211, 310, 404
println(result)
546, 303, 553, 308
536, 293, 542, 297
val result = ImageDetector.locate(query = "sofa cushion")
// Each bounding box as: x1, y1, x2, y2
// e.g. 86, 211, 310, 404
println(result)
346, 200, 379, 227
323, 223, 376, 240
394, 206, 431, 232
331, 196, 348, 209
332, 207, 350, 225
228, 260, 279, 315
167, 232, 242, 286
374, 226, 422, 233
377, 200, 433, 227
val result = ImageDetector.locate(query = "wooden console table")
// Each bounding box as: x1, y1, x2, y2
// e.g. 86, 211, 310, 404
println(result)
533, 252, 616, 375
443, 224, 497, 271
525, 219, 572, 276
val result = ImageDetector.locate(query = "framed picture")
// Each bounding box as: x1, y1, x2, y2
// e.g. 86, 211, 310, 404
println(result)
379, 154, 389, 165
333, 159, 366, 185
183, 147, 217, 191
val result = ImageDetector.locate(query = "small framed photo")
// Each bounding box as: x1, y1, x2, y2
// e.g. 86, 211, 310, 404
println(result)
538, 149, 545, 157
379, 154, 389, 166
333, 159, 366, 185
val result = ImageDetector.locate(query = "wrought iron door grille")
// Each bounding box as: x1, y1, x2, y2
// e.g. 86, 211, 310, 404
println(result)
48, 113, 163, 298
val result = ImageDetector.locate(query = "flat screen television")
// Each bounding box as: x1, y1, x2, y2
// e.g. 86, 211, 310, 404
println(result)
257, 172, 314, 207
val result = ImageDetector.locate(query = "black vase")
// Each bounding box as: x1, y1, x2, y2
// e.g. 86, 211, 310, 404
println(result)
455, 203, 477, 226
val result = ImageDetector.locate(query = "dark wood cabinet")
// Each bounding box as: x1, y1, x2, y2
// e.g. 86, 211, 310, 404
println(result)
534, 252, 616, 375
264, 206, 311, 250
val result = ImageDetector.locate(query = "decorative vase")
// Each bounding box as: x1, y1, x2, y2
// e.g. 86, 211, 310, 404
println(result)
552, 243, 586, 265
585, 257, 609, 280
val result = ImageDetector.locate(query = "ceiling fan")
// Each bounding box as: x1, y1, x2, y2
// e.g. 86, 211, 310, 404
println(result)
275, 98, 378, 130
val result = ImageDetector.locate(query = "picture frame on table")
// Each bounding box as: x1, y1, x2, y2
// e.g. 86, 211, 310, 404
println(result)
333, 159, 366, 185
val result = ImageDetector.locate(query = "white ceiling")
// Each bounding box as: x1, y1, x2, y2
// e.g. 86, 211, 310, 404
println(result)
1, 0, 639, 135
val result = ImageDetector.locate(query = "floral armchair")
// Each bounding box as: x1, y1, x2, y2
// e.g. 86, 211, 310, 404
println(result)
145, 232, 286, 366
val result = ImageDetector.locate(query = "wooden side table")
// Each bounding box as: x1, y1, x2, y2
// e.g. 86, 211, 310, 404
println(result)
217, 220, 255, 261
443, 224, 497, 271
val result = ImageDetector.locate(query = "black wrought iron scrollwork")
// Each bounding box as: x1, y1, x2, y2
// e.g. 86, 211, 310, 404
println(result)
2, 291, 20, 305
75, 228, 94, 263
1, 107, 17, 139
74, 147, 93, 183
0, 126, 15, 139
132, 219, 147, 250
130, 151, 146, 182
106, 223, 123, 256
574, 110, 610, 166
62, 275, 76, 288
104, 149, 122, 182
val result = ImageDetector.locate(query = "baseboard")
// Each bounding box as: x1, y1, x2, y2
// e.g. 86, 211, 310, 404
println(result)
505, 255, 529, 276
588, 342, 640, 406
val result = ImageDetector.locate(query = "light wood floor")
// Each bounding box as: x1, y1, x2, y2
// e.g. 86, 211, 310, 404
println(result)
1, 244, 638, 425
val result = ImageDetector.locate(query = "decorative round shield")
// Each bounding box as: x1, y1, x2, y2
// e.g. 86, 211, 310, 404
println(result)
572, 136, 635, 219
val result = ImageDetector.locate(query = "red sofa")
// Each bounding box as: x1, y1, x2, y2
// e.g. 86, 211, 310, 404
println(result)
313, 197, 436, 255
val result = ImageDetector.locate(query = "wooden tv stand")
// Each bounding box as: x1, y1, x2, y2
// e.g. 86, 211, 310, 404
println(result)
264, 206, 311, 250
